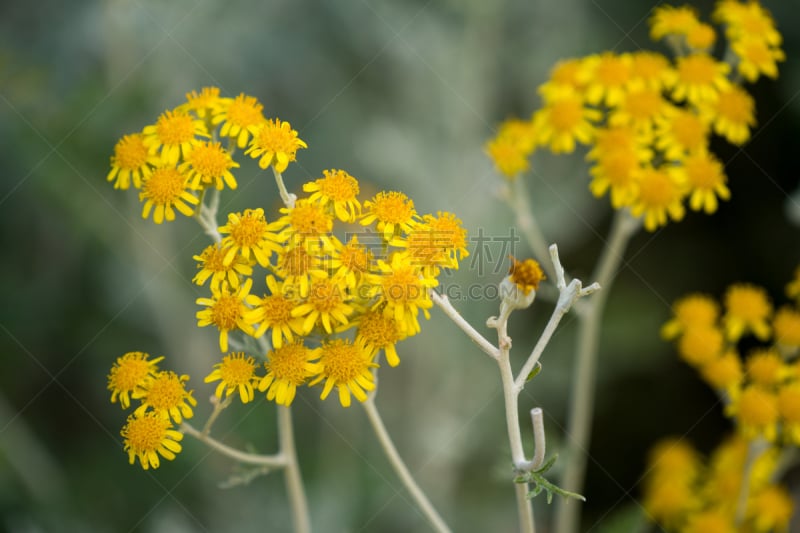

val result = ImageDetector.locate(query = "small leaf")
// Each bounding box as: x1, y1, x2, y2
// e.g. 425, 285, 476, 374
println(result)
526, 362, 543, 382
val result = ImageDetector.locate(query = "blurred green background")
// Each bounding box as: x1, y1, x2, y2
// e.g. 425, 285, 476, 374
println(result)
1, 0, 799, 531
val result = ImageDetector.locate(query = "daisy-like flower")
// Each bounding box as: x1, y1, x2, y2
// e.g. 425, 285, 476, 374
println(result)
680, 150, 730, 214
218, 208, 283, 267
329, 235, 373, 289
360, 190, 419, 241
196, 279, 256, 352
139, 165, 199, 224
608, 83, 670, 136
107, 133, 158, 190
672, 53, 730, 105
685, 23, 716, 52
121, 412, 183, 470
395, 211, 469, 273
355, 309, 406, 367
484, 134, 531, 179
629, 51, 676, 91
274, 242, 326, 298
142, 109, 208, 165
533, 88, 601, 154
245, 275, 304, 348
192, 243, 254, 292
178, 87, 226, 119
745, 348, 785, 389
369, 253, 437, 335
204, 352, 259, 404
677, 326, 724, 367
179, 141, 239, 191
732, 37, 785, 83
723, 283, 772, 341
212, 93, 266, 148
649, 4, 701, 41
661, 293, 720, 340
107, 351, 164, 409
655, 107, 710, 160
537, 58, 588, 100
778, 382, 800, 445
303, 169, 362, 222
309, 339, 377, 408
715, 0, 782, 48
701, 84, 756, 146
508, 256, 546, 296
700, 350, 743, 394
773, 306, 800, 353
747, 485, 794, 532
274, 199, 335, 248
246, 118, 308, 173
582, 52, 633, 107
682, 509, 734, 533
259, 342, 322, 407
725, 384, 779, 441
133, 370, 196, 424
587, 125, 651, 163
629, 165, 686, 231
588, 147, 643, 209
291, 274, 354, 334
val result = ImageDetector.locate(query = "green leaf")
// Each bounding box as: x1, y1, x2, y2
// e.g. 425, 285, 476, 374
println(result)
526, 362, 543, 382
514, 455, 586, 504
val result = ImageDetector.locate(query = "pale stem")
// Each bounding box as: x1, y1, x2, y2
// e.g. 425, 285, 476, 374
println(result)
430, 290, 500, 359
272, 167, 297, 208
362, 397, 452, 533
530, 408, 546, 470
504, 178, 556, 282
182, 422, 286, 467
554, 210, 640, 533
278, 405, 311, 533
202, 394, 233, 435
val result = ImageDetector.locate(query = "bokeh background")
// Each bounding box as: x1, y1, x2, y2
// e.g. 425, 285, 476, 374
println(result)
1, 0, 799, 531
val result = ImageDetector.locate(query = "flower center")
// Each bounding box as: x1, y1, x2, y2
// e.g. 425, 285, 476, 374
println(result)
268, 344, 312, 384
256, 119, 298, 152
308, 279, 344, 312
280, 247, 312, 276
638, 169, 677, 208
677, 54, 718, 85
340, 243, 371, 273
549, 98, 584, 132
358, 312, 400, 347
145, 373, 187, 410
226, 95, 264, 128
320, 340, 366, 382
716, 88, 753, 123
260, 294, 295, 323
370, 191, 415, 224
219, 354, 256, 386
319, 170, 359, 201
230, 211, 269, 247
670, 112, 706, 150
382, 268, 421, 303
115, 134, 149, 169
111, 357, 151, 391
124, 414, 168, 452
212, 294, 242, 330
684, 155, 722, 189
156, 111, 196, 145
188, 143, 231, 178
738, 387, 777, 426
288, 203, 333, 235
144, 168, 186, 204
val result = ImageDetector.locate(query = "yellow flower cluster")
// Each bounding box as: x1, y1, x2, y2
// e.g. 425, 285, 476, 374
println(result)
107, 87, 307, 223
107, 352, 195, 469
484, 0, 782, 231
196, 177, 469, 408
643, 434, 792, 532
663, 269, 800, 444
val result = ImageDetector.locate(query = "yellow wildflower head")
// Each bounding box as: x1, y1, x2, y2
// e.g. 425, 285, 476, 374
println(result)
204, 352, 259, 404
260, 342, 322, 407
246, 118, 308, 173
685, 22, 716, 52
508, 256, 546, 296
533, 88, 600, 154
303, 169, 362, 222
702, 83, 756, 146
121, 411, 183, 470
681, 150, 730, 214
661, 293, 720, 340
485, 133, 531, 179
682, 509, 735, 533
329, 235, 373, 288
649, 5, 701, 41
142, 108, 208, 165
218, 208, 283, 267
133, 370, 196, 424
369, 253, 437, 335
179, 86, 225, 119
629, 51, 676, 91
747, 485, 793, 533
588, 147, 642, 209
745, 348, 785, 388
290, 275, 354, 335
538, 57, 588, 99
309, 339, 377, 408
677, 326, 724, 367
655, 107, 710, 160
139, 165, 199, 224
195, 279, 256, 352
629, 165, 686, 231
355, 310, 405, 367
726, 385, 779, 441
360, 190, 419, 241
277, 199, 335, 244
700, 350, 743, 394
778, 382, 800, 445
244, 275, 304, 348
275, 242, 325, 298
732, 37, 785, 83
582, 52, 633, 107
180, 141, 239, 191
672, 53, 730, 105
773, 306, 800, 352
192, 243, 254, 292
108, 133, 158, 190
213, 93, 266, 148
723, 283, 773, 341
107, 351, 164, 409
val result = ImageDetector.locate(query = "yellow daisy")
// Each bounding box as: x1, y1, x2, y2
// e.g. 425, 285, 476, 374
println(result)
121, 412, 183, 470
107, 133, 158, 190
244, 275, 305, 348
360, 190, 419, 241
218, 208, 283, 267
204, 352, 259, 404
702, 83, 756, 146
179, 140, 239, 191
212, 93, 266, 148
142, 109, 208, 165
133, 370, 196, 424
259, 342, 322, 407
723, 283, 772, 341
290, 274, 354, 334
107, 351, 164, 409
533, 88, 601, 154
672, 53, 730, 105
661, 293, 720, 340
178, 86, 226, 120
309, 339, 377, 408
629, 165, 686, 231
368, 253, 438, 335
192, 243, 254, 292
680, 150, 730, 214
303, 169, 362, 222
732, 37, 784, 83
582, 52, 633, 107
355, 309, 406, 367
246, 118, 308, 173
138, 165, 199, 224
195, 279, 256, 352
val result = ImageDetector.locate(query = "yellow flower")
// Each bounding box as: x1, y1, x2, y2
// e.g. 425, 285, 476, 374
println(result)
646, 438, 701, 480
142, 109, 208, 165
218, 208, 283, 267
715, 0, 782, 48
588, 147, 642, 209
701, 84, 756, 146
677, 326, 724, 367
655, 107, 710, 160
629, 165, 686, 231
732, 37, 785, 83
204, 352, 259, 404
661, 293, 720, 340
582, 52, 633, 107
700, 350, 743, 394
121, 412, 183, 470
246, 118, 307, 173
537, 58, 588, 100
303, 169, 362, 222
682, 509, 735, 533
773, 306, 800, 352
360, 190, 419, 241
291, 275, 354, 335
195, 279, 256, 352
192, 243, 254, 292
629, 51, 676, 91
212, 93, 266, 148
309, 339, 377, 408
107, 133, 158, 190
329, 235, 373, 289
588, 125, 652, 163
533, 88, 600, 154
355, 310, 406, 367
178, 87, 226, 119
259, 342, 322, 407
726, 385, 779, 441
179, 141, 239, 191
274, 242, 326, 298
672, 53, 730, 105
723, 283, 772, 341
608, 83, 670, 135
245, 275, 304, 348
680, 150, 730, 214
508, 256, 546, 296
649, 5, 701, 41
685, 22, 717, 52
139, 165, 199, 224
778, 382, 800, 445
368, 253, 437, 335
394, 211, 469, 273
275, 199, 335, 248
747, 485, 793, 533
107, 351, 164, 409
485, 134, 531, 179
745, 348, 785, 388
133, 370, 196, 424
